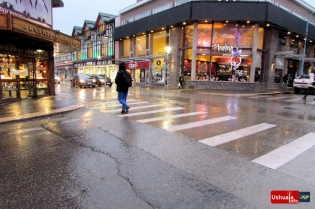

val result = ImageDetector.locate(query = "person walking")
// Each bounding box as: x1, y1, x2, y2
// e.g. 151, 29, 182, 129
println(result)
179, 74, 185, 89
302, 69, 315, 100
115, 62, 132, 114
282, 73, 288, 91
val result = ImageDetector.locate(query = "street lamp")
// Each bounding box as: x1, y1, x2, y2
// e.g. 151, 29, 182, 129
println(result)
301, 11, 315, 76
165, 46, 171, 90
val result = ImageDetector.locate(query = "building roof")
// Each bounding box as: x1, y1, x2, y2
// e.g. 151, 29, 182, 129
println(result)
72, 26, 83, 36
114, 1, 315, 41
99, 13, 116, 22
82, 20, 96, 32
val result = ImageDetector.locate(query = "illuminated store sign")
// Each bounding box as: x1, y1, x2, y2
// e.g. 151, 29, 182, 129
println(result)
126, 61, 149, 69
212, 43, 234, 53
0, 44, 48, 57
11, 16, 81, 49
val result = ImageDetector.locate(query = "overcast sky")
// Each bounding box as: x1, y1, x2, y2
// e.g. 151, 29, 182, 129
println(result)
53, 0, 315, 36
53, 0, 135, 35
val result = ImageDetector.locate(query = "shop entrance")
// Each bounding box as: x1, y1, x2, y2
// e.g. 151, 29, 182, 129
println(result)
1, 55, 49, 101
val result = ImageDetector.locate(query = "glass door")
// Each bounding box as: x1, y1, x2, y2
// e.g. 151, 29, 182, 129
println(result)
19, 58, 36, 98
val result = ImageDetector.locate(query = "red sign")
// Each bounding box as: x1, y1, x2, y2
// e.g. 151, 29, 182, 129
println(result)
126, 61, 149, 69
270, 190, 300, 204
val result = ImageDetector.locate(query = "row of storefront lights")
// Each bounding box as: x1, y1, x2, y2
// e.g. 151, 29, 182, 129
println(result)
120, 20, 253, 40
266, 23, 313, 43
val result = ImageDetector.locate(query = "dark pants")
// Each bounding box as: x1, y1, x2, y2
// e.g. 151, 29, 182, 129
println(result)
179, 81, 185, 89
303, 87, 313, 98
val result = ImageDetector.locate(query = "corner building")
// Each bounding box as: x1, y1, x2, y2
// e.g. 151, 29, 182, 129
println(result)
114, 0, 315, 90
0, 0, 80, 103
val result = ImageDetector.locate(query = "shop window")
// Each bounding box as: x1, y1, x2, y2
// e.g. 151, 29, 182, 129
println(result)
1, 82, 18, 99
197, 24, 212, 47
101, 44, 108, 57
152, 31, 166, 56
135, 35, 146, 56
98, 23, 105, 32
87, 47, 92, 59
123, 39, 131, 57
184, 25, 194, 47
152, 58, 164, 82
213, 23, 253, 48
0, 55, 19, 79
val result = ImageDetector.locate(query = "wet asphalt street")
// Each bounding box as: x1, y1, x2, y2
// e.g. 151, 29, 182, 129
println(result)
0, 82, 315, 209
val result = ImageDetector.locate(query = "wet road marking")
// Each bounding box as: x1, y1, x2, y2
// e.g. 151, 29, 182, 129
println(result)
247, 95, 272, 99
10, 127, 43, 134
118, 107, 184, 117
137, 111, 208, 123
307, 101, 315, 105
101, 104, 166, 113
166, 116, 237, 132
90, 101, 149, 109
284, 98, 303, 102
252, 132, 315, 169
24, 131, 52, 137
60, 119, 80, 124
266, 96, 288, 100
199, 123, 276, 147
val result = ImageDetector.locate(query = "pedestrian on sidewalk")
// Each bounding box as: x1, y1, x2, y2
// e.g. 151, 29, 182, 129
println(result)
282, 73, 288, 91
302, 70, 315, 100
179, 74, 185, 89
115, 62, 132, 114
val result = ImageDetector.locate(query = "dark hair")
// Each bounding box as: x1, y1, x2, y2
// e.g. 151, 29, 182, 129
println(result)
119, 62, 126, 70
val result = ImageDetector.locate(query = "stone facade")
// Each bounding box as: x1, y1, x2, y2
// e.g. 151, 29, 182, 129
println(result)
185, 81, 267, 90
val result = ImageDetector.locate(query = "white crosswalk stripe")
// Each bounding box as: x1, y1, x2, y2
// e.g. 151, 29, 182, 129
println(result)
252, 132, 315, 169
266, 96, 287, 100
101, 104, 165, 113
165, 116, 237, 132
118, 107, 184, 117
247, 95, 271, 99
199, 123, 277, 147
89, 97, 314, 170
284, 98, 303, 102
137, 111, 208, 123
90, 101, 149, 109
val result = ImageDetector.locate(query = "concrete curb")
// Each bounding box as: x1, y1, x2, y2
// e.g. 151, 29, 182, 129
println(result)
0, 105, 84, 124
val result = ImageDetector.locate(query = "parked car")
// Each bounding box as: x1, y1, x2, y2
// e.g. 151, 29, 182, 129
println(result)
54, 74, 60, 84
72, 74, 96, 88
90, 74, 113, 87
293, 74, 310, 94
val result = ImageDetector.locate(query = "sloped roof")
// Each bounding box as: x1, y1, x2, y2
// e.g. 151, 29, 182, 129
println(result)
99, 13, 116, 22
72, 26, 83, 36
95, 12, 116, 26
82, 20, 96, 32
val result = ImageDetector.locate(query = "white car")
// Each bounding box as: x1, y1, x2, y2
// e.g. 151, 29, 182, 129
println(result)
293, 74, 309, 94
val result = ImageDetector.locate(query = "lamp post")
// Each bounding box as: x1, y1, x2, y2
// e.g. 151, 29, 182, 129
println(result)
301, 11, 315, 76
165, 46, 171, 91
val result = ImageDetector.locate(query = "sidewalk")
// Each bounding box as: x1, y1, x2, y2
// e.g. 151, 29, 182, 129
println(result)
0, 85, 290, 124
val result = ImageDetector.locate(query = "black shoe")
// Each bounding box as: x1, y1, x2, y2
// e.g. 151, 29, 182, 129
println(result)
121, 110, 126, 114
125, 106, 130, 113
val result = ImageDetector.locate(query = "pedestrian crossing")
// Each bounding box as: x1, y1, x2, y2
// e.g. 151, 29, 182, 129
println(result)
88, 96, 315, 171
199, 123, 277, 147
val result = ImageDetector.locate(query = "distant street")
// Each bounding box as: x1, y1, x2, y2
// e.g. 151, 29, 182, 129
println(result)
0, 82, 314, 209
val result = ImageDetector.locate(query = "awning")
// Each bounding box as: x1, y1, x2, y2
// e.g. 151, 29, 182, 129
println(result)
274, 51, 315, 62
0, 14, 80, 54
